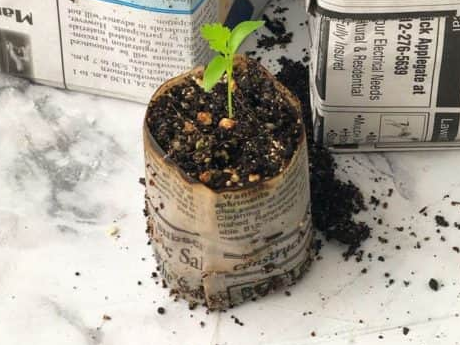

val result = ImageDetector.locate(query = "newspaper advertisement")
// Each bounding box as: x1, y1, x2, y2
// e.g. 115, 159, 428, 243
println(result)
0, 0, 266, 103
307, 0, 460, 151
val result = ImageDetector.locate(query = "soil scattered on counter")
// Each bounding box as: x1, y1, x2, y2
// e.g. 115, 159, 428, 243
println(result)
257, 14, 293, 50
275, 57, 371, 258
428, 278, 440, 291
274, 6, 289, 14
231, 315, 244, 326
435, 215, 449, 227
263, 14, 286, 36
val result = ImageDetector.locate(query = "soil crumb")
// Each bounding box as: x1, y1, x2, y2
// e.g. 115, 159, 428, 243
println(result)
257, 14, 293, 50
435, 215, 449, 227
428, 278, 439, 291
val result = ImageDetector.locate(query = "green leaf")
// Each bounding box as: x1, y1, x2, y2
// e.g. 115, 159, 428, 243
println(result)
229, 20, 265, 54
203, 55, 227, 92
201, 23, 231, 54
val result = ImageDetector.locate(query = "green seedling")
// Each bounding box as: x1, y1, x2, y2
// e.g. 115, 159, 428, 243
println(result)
200, 20, 265, 119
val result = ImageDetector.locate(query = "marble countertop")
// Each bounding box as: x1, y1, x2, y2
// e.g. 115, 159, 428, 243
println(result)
1, 1, 460, 344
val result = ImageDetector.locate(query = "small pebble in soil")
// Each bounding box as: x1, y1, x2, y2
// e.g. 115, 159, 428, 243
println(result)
248, 174, 261, 183
197, 111, 213, 126
429, 278, 440, 291
403, 327, 410, 335
199, 171, 211, 184
183, 121, 195, 133
218, 118, 236, 130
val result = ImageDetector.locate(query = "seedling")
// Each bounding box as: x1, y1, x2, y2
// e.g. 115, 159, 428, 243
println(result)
201, 21, 265, 119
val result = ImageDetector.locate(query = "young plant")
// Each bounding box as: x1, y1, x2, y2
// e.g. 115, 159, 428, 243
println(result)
201, 20, 265, 119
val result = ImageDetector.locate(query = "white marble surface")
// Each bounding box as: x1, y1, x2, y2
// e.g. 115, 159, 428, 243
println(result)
1, 1, 460, 344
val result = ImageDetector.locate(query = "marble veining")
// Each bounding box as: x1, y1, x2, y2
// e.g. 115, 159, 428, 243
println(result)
1, 1, 460, 345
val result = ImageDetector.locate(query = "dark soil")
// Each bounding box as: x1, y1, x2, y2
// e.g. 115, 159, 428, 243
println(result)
257, 33, 293, 51
231, 315, 244, 326
428, 278, 439, 291
435, 215, 449, 227
262, 14, 286, 36
146, 58, 302, 190
275, 57, 371, 258
257, 14, 293, 50
273, 6, 289, 14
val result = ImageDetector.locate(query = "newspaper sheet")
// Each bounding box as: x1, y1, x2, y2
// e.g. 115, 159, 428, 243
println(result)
0, 0, 266, 103
307, 0, 460, 151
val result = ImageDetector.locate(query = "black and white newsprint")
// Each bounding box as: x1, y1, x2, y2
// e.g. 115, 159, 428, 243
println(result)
0, 0, 266, 103
307, 0, 460, 151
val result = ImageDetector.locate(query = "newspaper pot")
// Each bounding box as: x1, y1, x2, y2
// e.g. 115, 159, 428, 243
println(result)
143, 56, 313, 310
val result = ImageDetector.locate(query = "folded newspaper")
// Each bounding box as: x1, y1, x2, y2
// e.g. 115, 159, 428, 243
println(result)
0, 0, 266, 103
307, 0, 460, 151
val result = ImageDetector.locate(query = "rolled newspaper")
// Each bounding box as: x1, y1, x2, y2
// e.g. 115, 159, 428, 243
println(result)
143, 57, 313, 310
307, 0, 460, 151
0, 0, 266, 103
